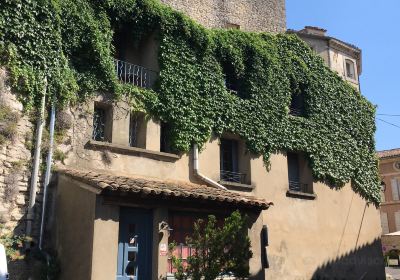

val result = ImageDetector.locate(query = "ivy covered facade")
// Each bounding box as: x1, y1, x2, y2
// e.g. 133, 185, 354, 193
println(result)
0, 0, 385, 279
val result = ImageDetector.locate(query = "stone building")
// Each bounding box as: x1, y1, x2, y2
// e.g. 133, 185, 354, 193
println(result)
289, 26, 362, 90
0, 0, 385, 280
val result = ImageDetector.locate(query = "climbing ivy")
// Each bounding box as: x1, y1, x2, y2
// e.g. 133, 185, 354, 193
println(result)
0, 0, 380, 204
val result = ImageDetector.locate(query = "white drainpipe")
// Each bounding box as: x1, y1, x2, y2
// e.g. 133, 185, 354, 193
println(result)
26, 77, 47, 241
39, 102, 56, 250
193, 144, 227, 190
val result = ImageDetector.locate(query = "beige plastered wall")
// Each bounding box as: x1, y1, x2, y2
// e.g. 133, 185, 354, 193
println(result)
54, 176, 96, 280
56, 100, 384, 278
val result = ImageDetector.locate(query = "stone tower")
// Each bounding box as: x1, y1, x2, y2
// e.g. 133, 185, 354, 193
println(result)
160, 0, 286, 32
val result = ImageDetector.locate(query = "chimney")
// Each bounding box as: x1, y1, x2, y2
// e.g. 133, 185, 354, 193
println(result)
300, 26, 327, 36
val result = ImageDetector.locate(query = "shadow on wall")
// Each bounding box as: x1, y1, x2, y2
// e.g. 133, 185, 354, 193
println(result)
311, 237, 385, 279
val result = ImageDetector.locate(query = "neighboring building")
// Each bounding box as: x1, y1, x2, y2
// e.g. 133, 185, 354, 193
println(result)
378, 148, 400, 256
289, 26, 362, 90
378, 148, 400, 234
0, 1, 384, 280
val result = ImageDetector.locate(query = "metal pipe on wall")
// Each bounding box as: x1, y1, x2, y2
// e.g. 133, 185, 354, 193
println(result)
39, 102, 56, 250
26, 77, 47, 242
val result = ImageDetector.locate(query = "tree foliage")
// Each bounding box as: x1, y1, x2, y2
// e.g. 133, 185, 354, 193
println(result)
0, 0, 380, 204
170, 210, 252, 280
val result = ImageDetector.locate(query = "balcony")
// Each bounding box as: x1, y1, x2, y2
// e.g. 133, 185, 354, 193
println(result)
114, 59, 158, 89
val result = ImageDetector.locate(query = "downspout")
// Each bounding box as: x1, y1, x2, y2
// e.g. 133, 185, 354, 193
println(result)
193, 144, 227, 190
26, 77, 47, 242
39, 102, 56, 250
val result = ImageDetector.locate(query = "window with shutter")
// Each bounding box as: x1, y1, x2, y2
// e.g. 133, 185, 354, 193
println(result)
381, 212, 389, 234
391, 178, 400, 201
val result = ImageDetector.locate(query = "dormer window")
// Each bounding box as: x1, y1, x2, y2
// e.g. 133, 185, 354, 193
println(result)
345, 59, 356, 80
289, 92, 305, 117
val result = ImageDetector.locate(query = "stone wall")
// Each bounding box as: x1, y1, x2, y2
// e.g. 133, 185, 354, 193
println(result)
160, 0, 286, 33
0, 68, 38, 237
0, 68, 45, 279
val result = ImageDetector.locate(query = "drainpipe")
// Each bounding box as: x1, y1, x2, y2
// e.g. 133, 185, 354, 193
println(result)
39, 102, 56, 250
26, 77, 47, 242
193, 144, 227, 190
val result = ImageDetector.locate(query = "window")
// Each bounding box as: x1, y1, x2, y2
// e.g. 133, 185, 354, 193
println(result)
129, 112, 146, 148
287, 152, 313, 194
160, 121, 172, 153
381, 212, 389, 234
345, 59, 356, 80
222, 62, 240, 94
92, 103, 112, 142
391, 178, 400, 201
289, 92, 305, 116
219, 138, 249, 184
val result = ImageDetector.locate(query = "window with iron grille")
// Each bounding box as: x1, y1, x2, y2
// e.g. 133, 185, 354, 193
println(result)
287, 152, 312, 194
220, 138, 247, 184
92, 106, 107, 141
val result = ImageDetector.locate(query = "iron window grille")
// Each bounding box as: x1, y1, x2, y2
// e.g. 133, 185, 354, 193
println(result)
129, 113, 140, 147
92, 107, 106, 141
220, 170, 247, 184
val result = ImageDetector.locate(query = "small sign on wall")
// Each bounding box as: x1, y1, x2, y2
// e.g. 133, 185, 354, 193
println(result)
159, 243, 168, 256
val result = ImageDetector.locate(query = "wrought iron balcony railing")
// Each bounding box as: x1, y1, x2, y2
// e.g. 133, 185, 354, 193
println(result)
220, 170, 247, 184
114, 59, 158, 89
289, 180, 310, 193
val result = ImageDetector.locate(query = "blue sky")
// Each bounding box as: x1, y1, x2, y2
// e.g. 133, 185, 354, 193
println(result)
286, 0, 400, 151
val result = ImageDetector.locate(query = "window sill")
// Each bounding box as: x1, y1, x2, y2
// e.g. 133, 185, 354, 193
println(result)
286, 190, 316, 200
87, 140, 180, 162
219, 180, 255, 192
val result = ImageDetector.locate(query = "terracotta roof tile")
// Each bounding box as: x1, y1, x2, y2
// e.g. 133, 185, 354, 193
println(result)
377, 148, 400, 159
58, 168, 271, 210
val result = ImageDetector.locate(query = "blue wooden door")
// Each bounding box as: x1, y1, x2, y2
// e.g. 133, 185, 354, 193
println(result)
116, 208, 152, 280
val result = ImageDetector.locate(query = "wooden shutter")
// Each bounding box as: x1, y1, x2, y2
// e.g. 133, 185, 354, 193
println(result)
381, 212, 389, 234
392, 179, 399, 201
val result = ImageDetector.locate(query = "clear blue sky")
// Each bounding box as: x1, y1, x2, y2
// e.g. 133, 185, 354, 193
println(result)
287, 0, 400, 151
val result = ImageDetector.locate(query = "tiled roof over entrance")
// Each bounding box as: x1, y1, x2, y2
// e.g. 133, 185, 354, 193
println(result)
377, 148, 400, 159
58, 168, 271, 210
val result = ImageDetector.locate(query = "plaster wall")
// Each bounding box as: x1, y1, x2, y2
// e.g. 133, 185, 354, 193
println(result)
91, 197, 120, 280
58, 101, 384, 278
159, 0, 286, 33
54, 176, 96, 280
328, 47, 359, 87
